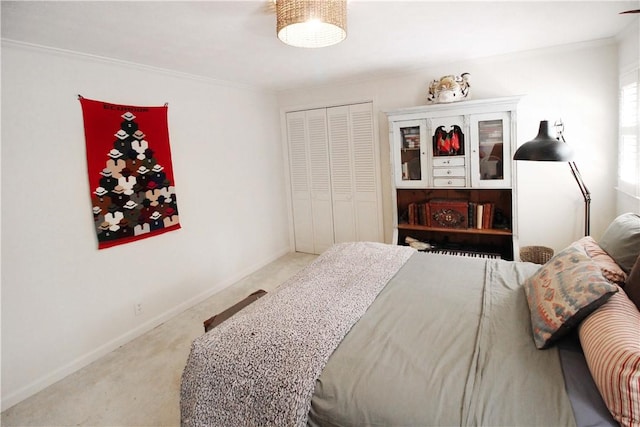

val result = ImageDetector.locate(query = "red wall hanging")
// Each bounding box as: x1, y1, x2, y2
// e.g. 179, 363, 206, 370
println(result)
79, 96, 181, 249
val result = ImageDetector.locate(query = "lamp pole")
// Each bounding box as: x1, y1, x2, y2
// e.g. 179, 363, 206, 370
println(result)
555, 121, 591, 236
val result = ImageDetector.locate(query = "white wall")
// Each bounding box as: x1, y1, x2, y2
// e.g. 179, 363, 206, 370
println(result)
618, 16, 640, 75
1, 41, 290, 410
278, 39, 620, 253
616, 17, 640, 215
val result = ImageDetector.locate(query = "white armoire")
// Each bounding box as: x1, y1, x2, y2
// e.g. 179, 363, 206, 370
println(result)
285, 102, 383, 254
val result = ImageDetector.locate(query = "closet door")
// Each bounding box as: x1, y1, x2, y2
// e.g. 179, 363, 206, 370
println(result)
328, 106, 356, 242
328, 103, 381, 243
287, 109, 334, 254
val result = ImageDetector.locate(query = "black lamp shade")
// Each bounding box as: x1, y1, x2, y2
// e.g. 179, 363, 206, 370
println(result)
513, 120, 574, 161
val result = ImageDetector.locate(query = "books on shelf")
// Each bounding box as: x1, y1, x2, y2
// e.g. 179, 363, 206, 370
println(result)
468, 201, 494, 229
405, 199, 497, 230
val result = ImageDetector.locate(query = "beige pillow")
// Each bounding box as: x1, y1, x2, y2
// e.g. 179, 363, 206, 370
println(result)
598, 213, 640, 274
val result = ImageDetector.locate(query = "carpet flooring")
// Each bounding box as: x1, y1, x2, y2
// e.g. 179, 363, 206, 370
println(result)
1, 251, 317, 427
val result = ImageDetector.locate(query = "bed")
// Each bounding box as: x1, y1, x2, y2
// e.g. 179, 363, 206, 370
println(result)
181, 213, 640, 427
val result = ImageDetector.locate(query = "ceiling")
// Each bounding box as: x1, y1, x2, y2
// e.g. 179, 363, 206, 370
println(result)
2, 1, 639, 92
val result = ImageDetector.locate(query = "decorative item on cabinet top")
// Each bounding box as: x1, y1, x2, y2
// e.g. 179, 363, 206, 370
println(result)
427, 73, 470, 104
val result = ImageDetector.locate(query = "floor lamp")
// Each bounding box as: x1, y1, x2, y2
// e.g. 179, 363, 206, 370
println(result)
513, 120, 591, 236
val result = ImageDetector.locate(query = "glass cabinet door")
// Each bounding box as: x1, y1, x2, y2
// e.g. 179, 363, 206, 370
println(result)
392, 119, 428, 187
470, 112, 512, 188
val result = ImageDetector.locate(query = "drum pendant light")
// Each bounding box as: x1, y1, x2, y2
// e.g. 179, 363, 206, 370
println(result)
276, 0, 347, 48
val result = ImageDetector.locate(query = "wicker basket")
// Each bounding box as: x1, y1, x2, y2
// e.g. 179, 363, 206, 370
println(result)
520, 246, 554, 264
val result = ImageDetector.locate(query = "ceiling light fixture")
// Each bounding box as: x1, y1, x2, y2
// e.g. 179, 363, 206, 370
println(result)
276, 0, 347, 48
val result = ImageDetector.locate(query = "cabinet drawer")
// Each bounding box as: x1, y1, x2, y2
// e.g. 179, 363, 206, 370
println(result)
433, 177, 467, 187
433, 157, 465, 167
433, 167, 466, 177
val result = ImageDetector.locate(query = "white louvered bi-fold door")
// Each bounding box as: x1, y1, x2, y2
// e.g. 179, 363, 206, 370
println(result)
287, 109, 335, 254
287, 103, 381, 254
328, 103, 381, 243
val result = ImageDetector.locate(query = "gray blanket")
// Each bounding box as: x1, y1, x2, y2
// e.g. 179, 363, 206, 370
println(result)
180, 242, 415, 427
309, 252, 577, 426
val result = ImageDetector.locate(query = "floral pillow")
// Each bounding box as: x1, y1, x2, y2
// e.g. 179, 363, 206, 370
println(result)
574, 236, 627, 285
524, 243, 618, 349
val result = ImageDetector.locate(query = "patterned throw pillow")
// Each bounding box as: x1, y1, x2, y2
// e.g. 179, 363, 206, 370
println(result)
524, 244, 618, 349
579, 290, 640, 427
575, 236, 627, 285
